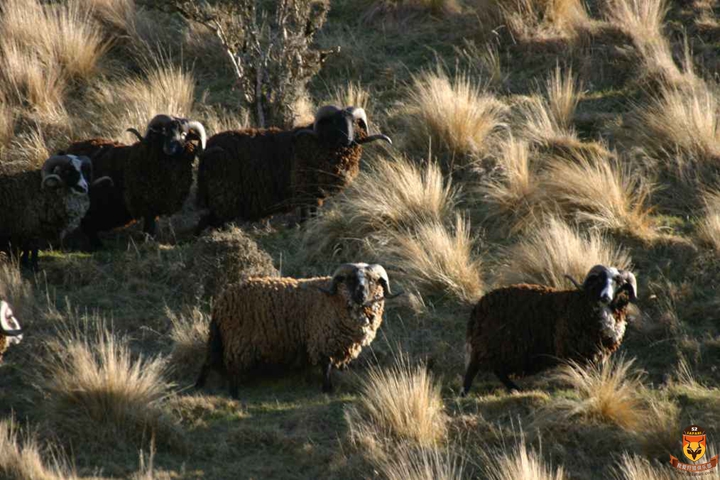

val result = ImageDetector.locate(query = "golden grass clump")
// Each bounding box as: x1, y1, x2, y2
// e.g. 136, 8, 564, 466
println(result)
544, 356, 649, 430
328, 81, 371, 112
612, 454, 675, 480
477, 137, 539, 232
39, 320, 177, 447
376, 444, 465, 480
697, 189, 720, 250
482, 437, 566, 480
167, 307, 210, 380
490, 0, 590, 42
0, 0, 107, 81
496, 217, 632, 289
400, 68, 507, 169
636, 83, 720, 176
546, 65, 581, 132
383, 216, 484, 304
88, 62, 195, 140
0, 419, 75, 480
345, 355, 447, 450
0, 262, 34, 322
543, 151, 657, 238
301, 156, 459, 260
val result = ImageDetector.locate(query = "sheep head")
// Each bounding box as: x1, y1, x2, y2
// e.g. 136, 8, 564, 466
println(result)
0, 301, 23, 344
318, 263, 403, 306
579, 265, 638, 306
127, 114, 207, 157
295, 106, 392, 147
41, 155, 92, 196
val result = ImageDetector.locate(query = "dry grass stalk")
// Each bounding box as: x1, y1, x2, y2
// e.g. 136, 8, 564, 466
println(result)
377, 444, 465, 480
697, 189, 720, 250
0, 418, 76, 480
345, 355, 447, 449
401, 68, 508, 170
612, 454, 675, 480
384, 216, 484, 304
482, 437, 566, 480
543, 151, 657, 238
494, 0, 590, 42
167, 307, 210, 380
363, 0, 461, 22
496, 216, 632, 289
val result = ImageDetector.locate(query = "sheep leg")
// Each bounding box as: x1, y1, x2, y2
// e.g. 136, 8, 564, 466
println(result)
461, 358, 482, 397
494, 369, 521, 393
143, 216, 157, 238
321, 358, 334, 393
228, 375, 240, 399
194, 212, 222, 236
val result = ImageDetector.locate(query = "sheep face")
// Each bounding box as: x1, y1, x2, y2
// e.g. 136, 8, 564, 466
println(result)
144, 115, 207, 157
582, 265, 638, 306
316, 109, 362, 148
41, 155, 92, 196
0, 300, 23, 347
319, 263, 395, 307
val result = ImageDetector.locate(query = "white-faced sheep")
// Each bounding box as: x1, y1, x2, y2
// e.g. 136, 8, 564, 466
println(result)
0, 155, 103, 269
195, 263, 402, 398
0, 301, 23, 361
59, 114, 207, 248
462, 265, 638, 394
195, 105, 392, 232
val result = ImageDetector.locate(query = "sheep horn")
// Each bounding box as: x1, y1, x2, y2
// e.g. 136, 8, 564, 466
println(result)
345, 106, 368, 132
365, 264, 393, 297
91, 176, 114, 188
125, 128, 144, 142
564, 274, 583, 290
0, 301, 23, 337
356, 134, 393, 145
617, 270, 638, 302
317, 263, 359, 296
185, 120, 207, 151
41, 155, 70, 189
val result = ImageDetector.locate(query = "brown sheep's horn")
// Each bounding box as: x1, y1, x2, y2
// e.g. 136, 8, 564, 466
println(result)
617, 270, 638, 302
356, 134, 392, 145
317, 263, 359, 296
565, 274, 583, 290
41, 155, 70, 189
185, 120, 207, 151
365, 264, 392, 296
0, 301, 23, 337
126, 128, 144, 142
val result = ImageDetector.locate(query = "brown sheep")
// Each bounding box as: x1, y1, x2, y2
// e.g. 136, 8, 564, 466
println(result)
195, 106, 391, 232
0, 301, 23, 361
462, 265, 637, 394
195, 263, 401, 398
60, 114, 206, 248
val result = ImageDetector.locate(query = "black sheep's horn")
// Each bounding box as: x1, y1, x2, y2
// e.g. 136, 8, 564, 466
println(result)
126, 128, 144, 142
357, 134, 392, 145
564, 274, 583, 290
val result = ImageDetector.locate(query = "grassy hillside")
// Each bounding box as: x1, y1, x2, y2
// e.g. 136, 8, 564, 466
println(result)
0, 0, 719, 478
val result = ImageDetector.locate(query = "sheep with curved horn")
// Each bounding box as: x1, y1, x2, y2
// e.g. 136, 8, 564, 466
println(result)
195, 105, 392, 233
195, 262, 402, 398
59, 114, 207, 248
463, 264, 638, 395
0, 155, 99, 269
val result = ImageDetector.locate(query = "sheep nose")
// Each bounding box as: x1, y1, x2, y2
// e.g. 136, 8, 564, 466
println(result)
600, 294, 612, 304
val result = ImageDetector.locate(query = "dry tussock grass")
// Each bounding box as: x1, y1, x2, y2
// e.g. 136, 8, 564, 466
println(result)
477, 137, 540, 233
612, 454, 675, 480
490, 0, 590, 42
496, 217, 632, 288
88, 62, 195, 139
0, 419, 75, 480
364, 0, 461, 22
345, 355, 447, 451
38, 319, 178, 448
545, 65, 581, 131
328, 81, 371, 112
697, 189, 720, 250
541, 357, 655, 431
301, 156, 458, 260
400, 68, 508, 170
376, 444, 465, 480
482, 437, 565, 480
543, 151, 657, 239
383, 216, 484, 304
0, 262, 33, 321
2, 128, 52, 170
167, 306, 210, 380
635, 82, 720, 177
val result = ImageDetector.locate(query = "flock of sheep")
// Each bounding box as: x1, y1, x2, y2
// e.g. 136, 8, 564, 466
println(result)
0, 105, 639, 398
